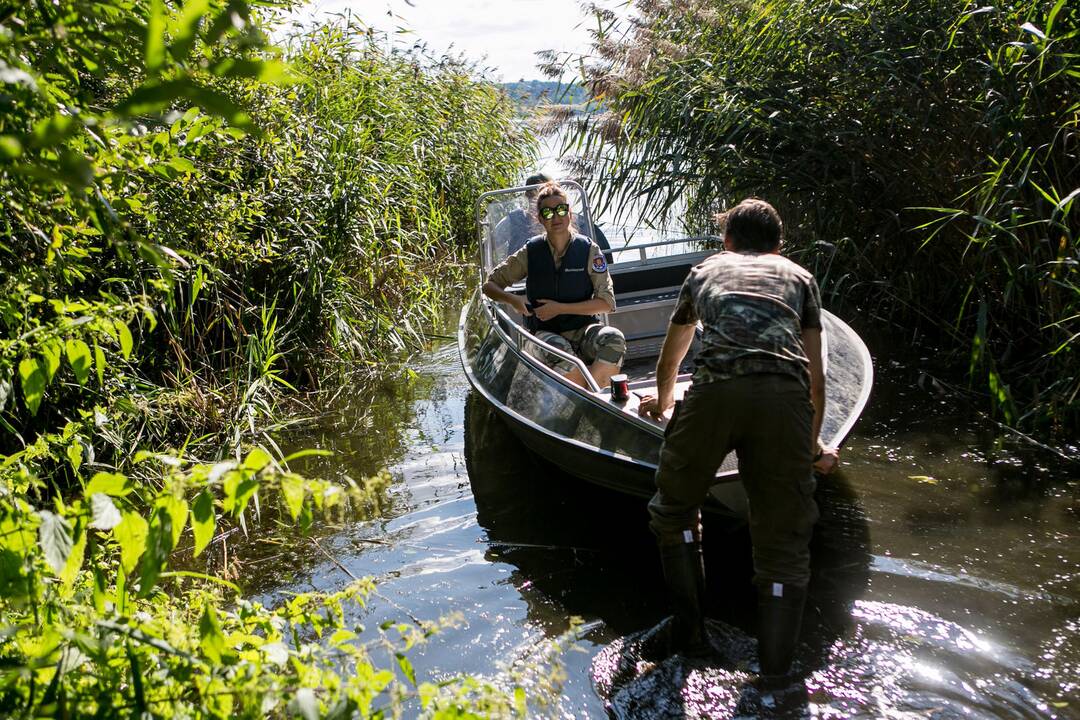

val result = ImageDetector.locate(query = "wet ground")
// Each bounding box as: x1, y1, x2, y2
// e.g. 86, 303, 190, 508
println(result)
243, 322, 1079, 718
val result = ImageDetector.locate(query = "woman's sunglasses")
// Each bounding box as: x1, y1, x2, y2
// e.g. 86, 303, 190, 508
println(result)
538, 203, 570, 220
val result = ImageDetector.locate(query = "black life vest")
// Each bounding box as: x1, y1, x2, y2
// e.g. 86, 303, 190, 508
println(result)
525, 234, 597, 333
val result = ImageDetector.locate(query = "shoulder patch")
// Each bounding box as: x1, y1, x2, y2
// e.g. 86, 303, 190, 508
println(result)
590, 254, 608, 273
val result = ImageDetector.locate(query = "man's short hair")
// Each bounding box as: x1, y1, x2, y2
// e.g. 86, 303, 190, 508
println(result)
525, 172, 551, 187
715, 198, 783, 252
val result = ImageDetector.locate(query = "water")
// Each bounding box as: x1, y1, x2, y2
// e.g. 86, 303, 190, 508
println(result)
237, 321, 1078, 718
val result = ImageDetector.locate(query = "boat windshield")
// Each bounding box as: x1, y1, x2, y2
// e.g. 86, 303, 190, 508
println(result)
478, 182, 723, 277
478, 182, 597, 274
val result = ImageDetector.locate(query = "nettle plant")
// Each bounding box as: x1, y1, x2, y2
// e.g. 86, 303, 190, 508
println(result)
0, 448, 534, 718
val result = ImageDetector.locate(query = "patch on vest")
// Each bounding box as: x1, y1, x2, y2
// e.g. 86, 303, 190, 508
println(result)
590, 254, 608, 273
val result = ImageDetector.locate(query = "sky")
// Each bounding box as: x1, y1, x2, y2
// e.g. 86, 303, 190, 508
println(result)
287, 0, 630, 82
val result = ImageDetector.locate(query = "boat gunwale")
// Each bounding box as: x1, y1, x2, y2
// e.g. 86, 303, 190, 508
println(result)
458, 291, 669, 475
459, 286, 874, 473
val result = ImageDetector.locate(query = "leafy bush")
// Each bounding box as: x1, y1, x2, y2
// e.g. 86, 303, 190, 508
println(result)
1, 0, 542, 715
1, 1, 531, 460
559, 0, 1078, 436
0, 448, 543, 717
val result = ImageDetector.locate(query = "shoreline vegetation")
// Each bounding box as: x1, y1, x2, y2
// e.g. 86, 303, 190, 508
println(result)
0, 1, 550, 716
550, 0, 1078, 445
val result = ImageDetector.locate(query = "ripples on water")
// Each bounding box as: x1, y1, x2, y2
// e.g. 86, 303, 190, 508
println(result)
247, 339, 1077, 718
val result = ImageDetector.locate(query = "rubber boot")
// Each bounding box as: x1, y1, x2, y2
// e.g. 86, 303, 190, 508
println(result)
657, 539, 710, 657
756, 581, 807, 680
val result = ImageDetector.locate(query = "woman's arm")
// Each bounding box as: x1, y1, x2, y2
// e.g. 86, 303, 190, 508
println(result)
482, 281, 530, 316
531, 297, 611, 321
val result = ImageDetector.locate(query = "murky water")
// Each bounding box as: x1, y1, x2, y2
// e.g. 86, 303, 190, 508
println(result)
241, 319, 1079, 718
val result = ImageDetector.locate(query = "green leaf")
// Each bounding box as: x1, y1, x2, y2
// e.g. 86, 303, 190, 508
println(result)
299, 501, 313, 534
65, 338, 92, 385
0, 135, 22, 159
328, 629, 356, 647
58, 150, 94, 188
212, 58, 293, 84
191, 490, 216, 557
93, 339, 106, 386
18, 357, 46, 415
395, 653, 417, 686
514, 686, 527, 716
280, 474, 305, 521
222, 472, 259, 517
66, 439, 83, 473
145, 0, 166, 74
86, 472, 130, 497
61, 524, 87, 585
242, 447, 272, 472
114, 512, 148, 575
198, 604, 225, 664
167, 156, 196, 174
31, 114, 77, 148
41, 340, 62, 384
158, 494, 188, 547
93, 566, 107, 613
139, 509, 174, 594
38, 510, 73, 576
90, 494, 122, 531
281, 449, 334, 463
115, 320, 133, 359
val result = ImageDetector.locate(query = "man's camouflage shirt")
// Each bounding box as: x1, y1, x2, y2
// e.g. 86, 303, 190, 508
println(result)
671, 250, 822, 387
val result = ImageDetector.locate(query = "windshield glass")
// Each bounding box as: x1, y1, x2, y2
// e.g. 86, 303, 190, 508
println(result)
479, 182, 595, 274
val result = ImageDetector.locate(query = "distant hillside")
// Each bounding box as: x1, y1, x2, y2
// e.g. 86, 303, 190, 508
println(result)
501, 80, 590, 108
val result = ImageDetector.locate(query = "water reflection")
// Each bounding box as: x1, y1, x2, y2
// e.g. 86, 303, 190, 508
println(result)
464, 388, 878, 717
242, 336, 1078, 718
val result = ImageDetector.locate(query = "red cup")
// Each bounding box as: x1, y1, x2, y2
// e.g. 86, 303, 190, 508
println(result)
610, 373, 629, 402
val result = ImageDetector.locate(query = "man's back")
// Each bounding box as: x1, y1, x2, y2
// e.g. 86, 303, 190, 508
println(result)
675, 251, 821, 386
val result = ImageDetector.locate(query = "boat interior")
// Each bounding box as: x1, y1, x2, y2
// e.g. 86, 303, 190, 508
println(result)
480, 181, 720, 421
498, 239, 713, 421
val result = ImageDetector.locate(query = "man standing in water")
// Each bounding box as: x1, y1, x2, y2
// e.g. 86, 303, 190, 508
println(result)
637, 198, 838, 681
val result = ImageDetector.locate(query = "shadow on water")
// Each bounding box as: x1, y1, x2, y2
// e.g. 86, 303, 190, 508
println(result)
242, 333, 1077, 718
464, 390, 875, 718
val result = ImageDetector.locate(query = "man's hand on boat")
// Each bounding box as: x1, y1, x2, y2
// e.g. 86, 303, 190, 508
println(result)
636, 393, 673, 423
814, 446, 841, 475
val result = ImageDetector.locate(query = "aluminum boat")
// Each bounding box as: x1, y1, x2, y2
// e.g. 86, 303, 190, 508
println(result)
458, 181, 873, 517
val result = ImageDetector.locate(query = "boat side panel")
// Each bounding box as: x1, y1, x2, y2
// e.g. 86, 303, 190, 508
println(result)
462, 295, 663, 498
462, 292, 748, 515
820, 310, 874, 449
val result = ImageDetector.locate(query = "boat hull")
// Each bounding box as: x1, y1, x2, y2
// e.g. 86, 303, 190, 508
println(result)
459, 288, 871, 518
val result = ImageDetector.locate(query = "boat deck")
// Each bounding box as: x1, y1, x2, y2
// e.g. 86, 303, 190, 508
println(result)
619, 354, 695, 384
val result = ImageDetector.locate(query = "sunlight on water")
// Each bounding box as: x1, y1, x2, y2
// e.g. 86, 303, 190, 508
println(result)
247, 328, 1078, 717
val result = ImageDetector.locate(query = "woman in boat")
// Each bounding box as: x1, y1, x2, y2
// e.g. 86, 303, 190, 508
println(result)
481, 182, 626, 389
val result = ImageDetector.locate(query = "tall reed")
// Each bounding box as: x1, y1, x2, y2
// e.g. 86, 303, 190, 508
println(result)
0, 1, 542, 715
1, 6, 532, 463
557, 0, 1078, 437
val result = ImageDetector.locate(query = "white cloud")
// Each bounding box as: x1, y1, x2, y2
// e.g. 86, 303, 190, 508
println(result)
287, 0, 629, 81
